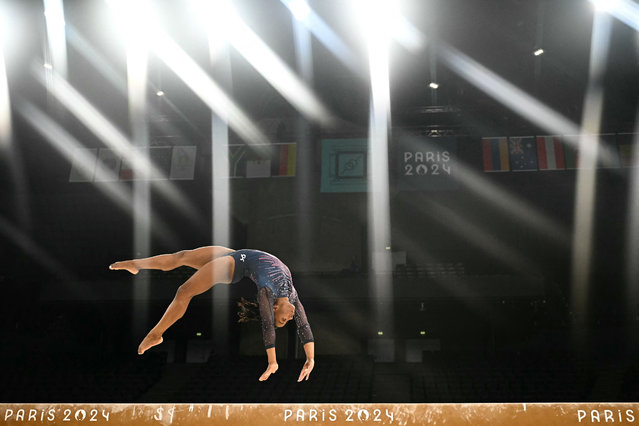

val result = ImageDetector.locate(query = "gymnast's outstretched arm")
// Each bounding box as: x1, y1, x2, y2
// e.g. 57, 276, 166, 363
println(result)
298, 342, 315, 382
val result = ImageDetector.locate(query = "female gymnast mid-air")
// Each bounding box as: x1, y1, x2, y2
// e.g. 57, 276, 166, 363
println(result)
109, 246, 314, 382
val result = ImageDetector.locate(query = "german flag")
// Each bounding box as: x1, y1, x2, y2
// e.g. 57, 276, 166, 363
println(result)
271, 143, 297, 177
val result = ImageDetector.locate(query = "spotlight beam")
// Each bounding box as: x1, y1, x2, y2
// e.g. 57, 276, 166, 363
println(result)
281, 0, 360, 73
124, 10, 152, 339
404, 195, 541, 275
210, 43, 232, 356
66, 25, 206, 140
31, 65, 206, 229
151, 30, 270, 146
590, 0, 639, 31
360, 0, 394, 334
438, 43, 620, 168
0, 31, 10, 150
106, 0, 268, 147
43, 0, 68, 77
625, 123, 639, 337
439, 44, 580, 139
292, 16, 315, 270
18, 100, 180, 246
394, 131, 570, 247
193, 0, 333, 127
570, 12, 611, 322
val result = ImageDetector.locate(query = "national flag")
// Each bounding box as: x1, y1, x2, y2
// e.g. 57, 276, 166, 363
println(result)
536, 136, 565, 171
119, 147, 172, 180
69, 147, 98, 182
508, 136, 538, 171
246, 159, 271, 178
598, 134, 620, 169
481, 137, 509, 172
272, 143, 297, 176
617, 133, 637, 168
170, 146, 197, 180
563, 137, 580, 169
228, 143, 296, 178
229, 145, 247, 177
149, 147, 173, 179
94, 148, 121, 181
563, 134, 620, 169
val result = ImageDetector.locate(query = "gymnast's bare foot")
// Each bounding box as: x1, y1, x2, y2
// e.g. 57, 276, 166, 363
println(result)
138, 333, 163, 355
109, 261, 139, 275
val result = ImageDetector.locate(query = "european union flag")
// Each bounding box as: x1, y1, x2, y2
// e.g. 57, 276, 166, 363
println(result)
508, 136, 538, 171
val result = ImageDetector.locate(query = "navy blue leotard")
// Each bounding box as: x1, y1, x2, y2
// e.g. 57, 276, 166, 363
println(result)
227, 249, 314, 349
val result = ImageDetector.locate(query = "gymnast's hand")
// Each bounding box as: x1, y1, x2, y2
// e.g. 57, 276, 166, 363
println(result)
259, 362, 279, 381
297, 358, 314, 382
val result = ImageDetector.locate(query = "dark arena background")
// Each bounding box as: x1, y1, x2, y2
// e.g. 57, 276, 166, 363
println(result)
1, 0, 639, 424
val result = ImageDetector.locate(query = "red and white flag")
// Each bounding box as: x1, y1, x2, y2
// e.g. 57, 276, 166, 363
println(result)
536, 136, 565, 171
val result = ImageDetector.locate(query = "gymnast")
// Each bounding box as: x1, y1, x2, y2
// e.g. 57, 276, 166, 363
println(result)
109, 246, 314, 382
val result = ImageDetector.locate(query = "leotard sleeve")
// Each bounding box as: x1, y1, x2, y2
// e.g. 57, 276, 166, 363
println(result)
292, 293, 314, 346
257, 287, 276, 349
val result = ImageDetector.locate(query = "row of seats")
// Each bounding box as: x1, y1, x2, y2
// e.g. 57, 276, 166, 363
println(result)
6, 350, 639, 402
168, 356, 375, 403
411, 352, 594, 402
0, 352, 165, 402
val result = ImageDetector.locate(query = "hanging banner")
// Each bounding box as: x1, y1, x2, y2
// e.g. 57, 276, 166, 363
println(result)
397, 135, 457, 191
2, 403, 637, 426
321, 139, 368, 192
229, 143, 297, 178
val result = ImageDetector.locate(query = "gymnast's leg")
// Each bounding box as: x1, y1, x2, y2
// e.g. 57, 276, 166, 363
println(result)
109, 246, 235, 274
137, 255, 235, 354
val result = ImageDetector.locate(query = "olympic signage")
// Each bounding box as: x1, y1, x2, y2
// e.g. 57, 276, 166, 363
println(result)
2, 403, 638, 425
397, 135, 458, 191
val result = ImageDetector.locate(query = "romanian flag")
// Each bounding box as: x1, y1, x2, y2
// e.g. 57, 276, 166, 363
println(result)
536, 136, 565, 171
482, 137, 510, 172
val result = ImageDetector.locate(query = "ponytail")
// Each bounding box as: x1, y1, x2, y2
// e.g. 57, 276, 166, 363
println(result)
237, 297, 260, 323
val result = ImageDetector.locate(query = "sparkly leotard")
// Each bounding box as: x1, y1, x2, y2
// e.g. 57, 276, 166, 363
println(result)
227, 249, 314, 349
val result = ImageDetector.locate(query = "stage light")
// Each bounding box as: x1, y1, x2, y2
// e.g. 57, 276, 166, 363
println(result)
429, 82, 439, 89
533, 48, 544, 56
287, 0, 311, 22
420, 331, 426, 336
357, 0, 394, 338
190, 0, 331, 126
570, 12, 611, 331
377, 331, 384, 336
44, 63, 53, 70
156, 90, 164, 97
0, 7, 6, 44
0, 40, 9, 152
353, 0, 423, 52
591, 0, 619, 12
196, 332, 202, 337
280, 0, 358, 73
110, 0, 266, 146
44, 0, 68, 78
106, 0, 158, 44
589, 0, 639, 30
0, 4, 20, 63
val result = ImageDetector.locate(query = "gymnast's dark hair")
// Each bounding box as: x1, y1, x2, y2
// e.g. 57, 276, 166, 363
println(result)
237, 297, 260, 323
